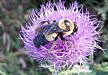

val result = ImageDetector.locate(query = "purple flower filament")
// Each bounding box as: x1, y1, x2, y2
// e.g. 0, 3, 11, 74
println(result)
20, 1, 101, 72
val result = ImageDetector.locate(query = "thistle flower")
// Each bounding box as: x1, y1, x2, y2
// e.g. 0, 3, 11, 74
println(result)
20, 0, 101, 74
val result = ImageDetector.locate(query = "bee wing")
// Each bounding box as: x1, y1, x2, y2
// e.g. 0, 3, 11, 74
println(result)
35, 22, 64, 35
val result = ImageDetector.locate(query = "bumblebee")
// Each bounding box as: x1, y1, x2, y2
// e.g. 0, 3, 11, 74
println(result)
33, 19, 78, 48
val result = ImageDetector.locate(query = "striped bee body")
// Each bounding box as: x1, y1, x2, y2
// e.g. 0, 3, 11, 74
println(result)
33, 19, 78, 48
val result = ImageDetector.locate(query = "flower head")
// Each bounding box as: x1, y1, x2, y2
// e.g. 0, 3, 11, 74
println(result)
20, 1, 101, 72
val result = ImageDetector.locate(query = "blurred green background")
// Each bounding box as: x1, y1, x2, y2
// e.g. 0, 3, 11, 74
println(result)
0, 0, 108, 75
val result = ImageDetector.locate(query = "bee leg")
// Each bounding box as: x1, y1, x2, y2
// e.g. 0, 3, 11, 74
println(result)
60, 34, 66, 44
41, 20, 50, 25
49, 34, 59, 52
49, 40, 57, 52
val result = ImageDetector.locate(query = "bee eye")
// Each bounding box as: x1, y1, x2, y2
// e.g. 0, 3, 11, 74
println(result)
73, 26, 78, 32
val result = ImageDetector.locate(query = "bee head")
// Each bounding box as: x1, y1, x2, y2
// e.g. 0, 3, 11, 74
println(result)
73, 23, 78, 33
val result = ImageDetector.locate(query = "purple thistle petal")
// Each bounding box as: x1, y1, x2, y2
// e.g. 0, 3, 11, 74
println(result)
20, 1, 102, 72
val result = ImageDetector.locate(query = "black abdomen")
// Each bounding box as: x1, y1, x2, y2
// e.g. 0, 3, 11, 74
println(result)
33, 35, 49, 48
